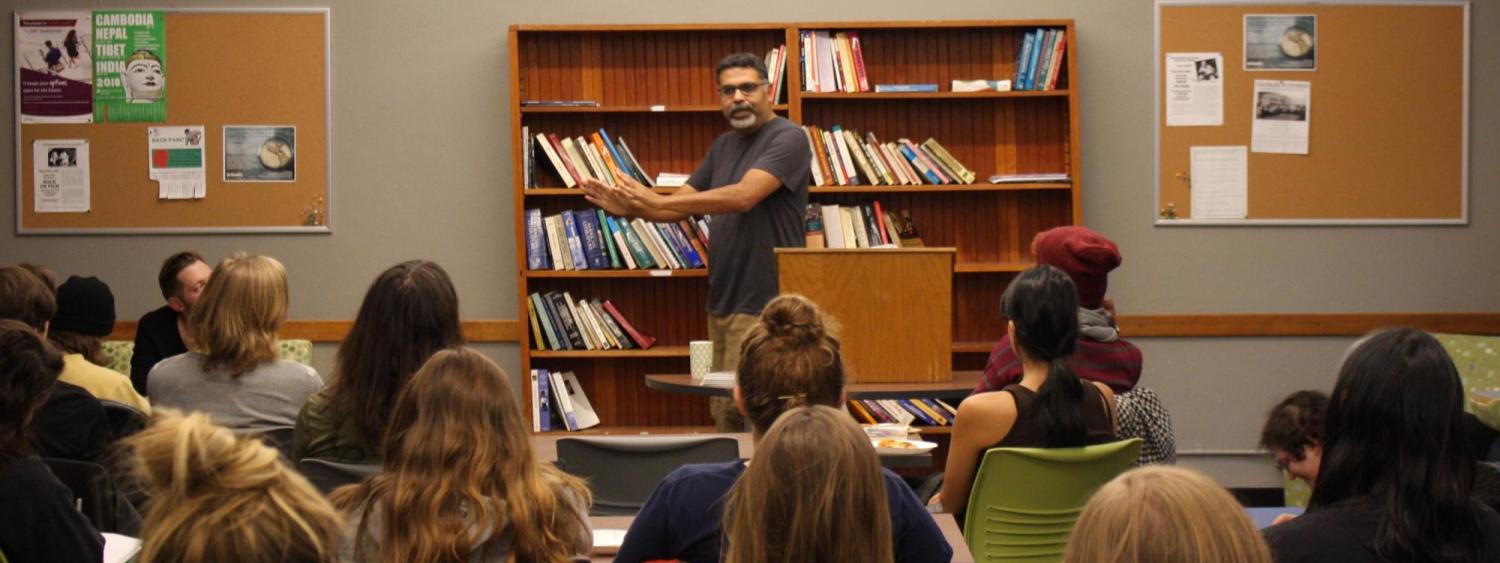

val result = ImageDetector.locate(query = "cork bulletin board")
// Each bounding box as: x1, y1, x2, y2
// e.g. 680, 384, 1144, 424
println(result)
1154, 1, 1468, 225
16, 9, 331, 233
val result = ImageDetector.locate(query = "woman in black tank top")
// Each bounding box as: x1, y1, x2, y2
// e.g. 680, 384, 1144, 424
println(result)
939, 266, 1118, 517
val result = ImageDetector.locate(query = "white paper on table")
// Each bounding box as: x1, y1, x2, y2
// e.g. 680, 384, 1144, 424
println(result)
102, 533, 142, 563
1190, 146, 1248, 219
148, 126, 207, 199
1165, 53, 1224, 126
1251, 80, 1310, 155
33, 139, 90, 212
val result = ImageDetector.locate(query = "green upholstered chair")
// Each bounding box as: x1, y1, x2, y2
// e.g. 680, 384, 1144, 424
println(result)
98, 339, 315, 377
1283, 472, 1312, 507
962, 438, 1142, 563
1434, 333, 1500, 430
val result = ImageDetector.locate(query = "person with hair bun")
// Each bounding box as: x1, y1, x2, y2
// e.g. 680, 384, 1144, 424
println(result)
127, 409, 343, 563
615, 293, 951, 563
940, 265, 1119, 519
1062, 466, 1272, 563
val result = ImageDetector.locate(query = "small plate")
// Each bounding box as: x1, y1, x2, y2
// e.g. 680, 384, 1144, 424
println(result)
872, 438, 938, 456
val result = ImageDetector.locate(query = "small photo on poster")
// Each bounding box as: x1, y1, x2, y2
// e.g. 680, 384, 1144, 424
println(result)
1244, 15, 1316, 71
224, 126, 295, 182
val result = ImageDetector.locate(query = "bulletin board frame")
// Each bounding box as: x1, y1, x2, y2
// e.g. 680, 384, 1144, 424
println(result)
1153, 0, 1469, 226
14, 7, 333, 234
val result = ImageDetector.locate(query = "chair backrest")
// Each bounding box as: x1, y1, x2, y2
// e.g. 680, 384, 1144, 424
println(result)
963, 438, 1142, 563
299, 458, 381, 494
39, 457, 142, 536
98, 399, 150, 441
555, 435, 741, 515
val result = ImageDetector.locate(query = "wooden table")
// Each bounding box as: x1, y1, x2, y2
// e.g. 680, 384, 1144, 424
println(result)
588, 511, 973, 562
644, 371, 982, 400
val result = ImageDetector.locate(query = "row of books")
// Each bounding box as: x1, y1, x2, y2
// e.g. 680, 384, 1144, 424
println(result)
529, 127, 655, 189
804, 126, 976, 186
800, 30, 869, 93
1014, 28, 1067, 91
762, 45, 789, 104
527, 291, 657, 352
525, 208, 710, 271
530, 369, 601, 432
848, 398, 959, 427
804, 202, 924, 249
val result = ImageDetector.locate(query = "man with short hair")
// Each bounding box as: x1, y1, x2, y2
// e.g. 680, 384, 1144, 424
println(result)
132, 251, 211, 394
580, 53, 811, 431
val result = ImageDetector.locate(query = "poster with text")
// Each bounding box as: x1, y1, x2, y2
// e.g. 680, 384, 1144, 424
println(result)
224, 126, 296, 182
93, 10, 166, 122
34, 139, 90, 213
1244, 15, 1316, 71
16, 12, 93, 123
148, 126, 206, 199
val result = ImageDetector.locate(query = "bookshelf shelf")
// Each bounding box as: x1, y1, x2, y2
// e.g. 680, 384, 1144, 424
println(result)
513, 20, 1080, 434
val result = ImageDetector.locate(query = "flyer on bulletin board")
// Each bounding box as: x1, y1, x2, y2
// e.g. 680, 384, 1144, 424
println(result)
16, 12, 94, 123
148, 126, 206, 199
34, 139, 91, 213
92, 10, 166, 123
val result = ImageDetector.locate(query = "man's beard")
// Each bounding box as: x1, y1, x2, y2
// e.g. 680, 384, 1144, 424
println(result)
727, 104, 757, 129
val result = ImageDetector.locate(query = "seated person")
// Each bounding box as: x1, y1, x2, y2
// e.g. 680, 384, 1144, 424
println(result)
331, 348, 592, 561
616, 293, 952, 563
940, 266, 1119, 519
1063, 466, 1272, 563
47, 275, 151, 412
132, 251, 212, 395
148, 254, 322, 430
295, 260, 463, 463
1265, 328, 1500, 562
722, 405, 897, 563
1260, 390, 1327, 487
126, 409, 342, 563
0, 320, 104, 563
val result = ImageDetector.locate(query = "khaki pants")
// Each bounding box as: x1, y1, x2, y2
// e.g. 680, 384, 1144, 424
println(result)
708, 313, 758, 432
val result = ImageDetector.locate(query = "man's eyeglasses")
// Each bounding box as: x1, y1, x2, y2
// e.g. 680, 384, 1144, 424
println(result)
717, 81, 766, 98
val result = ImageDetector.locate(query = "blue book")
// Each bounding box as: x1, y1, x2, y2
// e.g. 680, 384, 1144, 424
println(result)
1025, 27, 1046, 91
661, 223, 703, 269
898, 399, 939, 426
1015, 31, 1036, 90
597, 129, 632, 181
535, 292, 570, 350
575, 209, 611, 270
560, 210, 590, 271
529, 293, 561, 350
596, 210, 622, 268
898, 144, 943, 184
872, 83, 939, 93
537, 369, 553, 431
1033, 30, 1056, 92
524, 208, 550, 270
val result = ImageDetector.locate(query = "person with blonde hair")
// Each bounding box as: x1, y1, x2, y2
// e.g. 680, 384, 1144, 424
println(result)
330, 347, 592, 562
615, 293, 950, 563
149, 253, 322, 430
1062, 466, 1271, 563
127, 409, 343, 563
723, 405, 894, 563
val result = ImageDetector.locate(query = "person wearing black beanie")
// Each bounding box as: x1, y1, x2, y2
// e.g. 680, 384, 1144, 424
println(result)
49, 276, 151, 413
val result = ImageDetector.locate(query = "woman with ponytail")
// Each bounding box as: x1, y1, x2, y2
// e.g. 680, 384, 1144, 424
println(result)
329, 348, 593, 562
615, 293, 951, 563
940, 265, 1118, 518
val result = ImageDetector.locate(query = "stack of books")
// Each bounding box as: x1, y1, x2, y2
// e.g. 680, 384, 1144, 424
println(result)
803, 202, 924, 249
763, 44, 789, 103
848, 398, 958, 427
530, 128, 654, 189
1014, 28, 1067, 91
525, 208, 710, 271
527, 291, 656, 352
800, 30, 869, 93
803, 126, 976, 186
530, 369, 601, 432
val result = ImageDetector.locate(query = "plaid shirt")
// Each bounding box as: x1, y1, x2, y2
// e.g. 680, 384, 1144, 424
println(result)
972, 335, 1143, 395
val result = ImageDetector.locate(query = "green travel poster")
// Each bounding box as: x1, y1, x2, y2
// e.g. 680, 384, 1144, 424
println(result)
93, 10, 165, 122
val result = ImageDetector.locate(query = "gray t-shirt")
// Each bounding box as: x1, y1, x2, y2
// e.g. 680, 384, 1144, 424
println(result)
686, 117, 811, 316
147, 352, 323, 430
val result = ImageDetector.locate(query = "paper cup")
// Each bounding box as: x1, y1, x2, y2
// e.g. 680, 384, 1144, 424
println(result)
690, 340, 713, 382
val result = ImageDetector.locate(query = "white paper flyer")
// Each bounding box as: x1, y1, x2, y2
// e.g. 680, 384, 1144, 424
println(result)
1251, 80, 1311, 155
1190, 146, 1248, 219
34, 139, 90, 212
148, 126, 206, 199
1166, 52, 1223, 126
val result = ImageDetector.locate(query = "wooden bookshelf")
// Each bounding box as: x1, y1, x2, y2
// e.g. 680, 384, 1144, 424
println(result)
512, 21, 1080, 433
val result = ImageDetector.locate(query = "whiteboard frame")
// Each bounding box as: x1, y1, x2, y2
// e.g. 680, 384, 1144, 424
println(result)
1152, 0, 1469, 227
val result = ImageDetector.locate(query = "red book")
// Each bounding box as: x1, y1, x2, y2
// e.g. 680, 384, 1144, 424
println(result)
850, 31, 870, 92
547, 133, 584, 186
601, 300, 656, 349
871, 200, 890, 245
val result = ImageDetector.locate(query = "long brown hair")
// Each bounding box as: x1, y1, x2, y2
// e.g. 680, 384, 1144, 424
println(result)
723, 405, 894, 563
46, 329, 109, 366
736, 293, 845, 434
330, 348, 591, 562
189, 253, 288, 376
128, 409, 343, 563
0, 320, 64, 464
1064, 466, 1272, 563
327, 260, 463, 447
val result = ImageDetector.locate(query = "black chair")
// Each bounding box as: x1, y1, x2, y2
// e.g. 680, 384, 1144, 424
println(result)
239, 425, 297, 462
555, 435, 740, 515
97, 400, 149, 441
299, 458, 380, 494
39, 457, 142, 535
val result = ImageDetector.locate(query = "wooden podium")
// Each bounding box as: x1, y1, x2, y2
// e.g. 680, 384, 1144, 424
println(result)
776, 248, 954, 384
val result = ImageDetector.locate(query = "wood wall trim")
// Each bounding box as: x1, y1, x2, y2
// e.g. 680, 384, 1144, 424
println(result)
101, 313, 1499, 343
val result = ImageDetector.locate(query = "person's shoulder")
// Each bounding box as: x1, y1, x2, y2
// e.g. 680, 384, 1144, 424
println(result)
137, 305, 176, 326
0, 456, 66, 492
659, 460, 744, 494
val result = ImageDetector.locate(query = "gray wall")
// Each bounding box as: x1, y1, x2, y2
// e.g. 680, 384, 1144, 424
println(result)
3, 0, 1495, 487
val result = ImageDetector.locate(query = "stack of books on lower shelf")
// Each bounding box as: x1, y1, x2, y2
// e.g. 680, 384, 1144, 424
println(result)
526, 291, 656, 351
804, 126, 976, 187
803, 201, 924, 249
529, 127, 654, 189
525, 208, 710, 271
530, 369, 600, 432
848, 398, 958, 427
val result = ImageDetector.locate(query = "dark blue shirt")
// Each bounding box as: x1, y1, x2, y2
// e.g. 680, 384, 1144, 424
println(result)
615, 460, 953, 563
